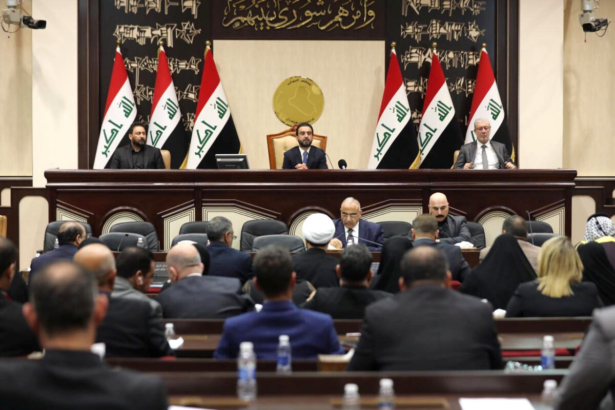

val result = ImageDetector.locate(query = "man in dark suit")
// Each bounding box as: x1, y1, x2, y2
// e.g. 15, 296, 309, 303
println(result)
0, 260, 168, 410
411, 214, 472, 282
0, 238, 39, 357
109, 122, 165, 169
330, 197, 384, 251
293, 213, 339, 288
428, 192, 472, 244
157, 242, 254, 319
29, 221, 85, 284
282, 122, 328, 170
74, 244, 172, 358
454, 119, 516, 170
348, 246, 502, 371
214, 245, 344, 359
303, 244, 391, 319
206, 216, 253, 284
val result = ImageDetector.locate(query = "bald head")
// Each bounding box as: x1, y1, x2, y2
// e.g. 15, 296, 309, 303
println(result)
340, 197, 363, 229
74, 244, 116, 289
166, 242, 203, 282
400, 246, 450, 287
429, 192, 449, 222
57, 222, 86, 247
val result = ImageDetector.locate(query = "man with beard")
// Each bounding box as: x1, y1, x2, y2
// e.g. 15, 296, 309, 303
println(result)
109, 122, 165, 169
282, 123, 328, 169
429, 192, 471, 245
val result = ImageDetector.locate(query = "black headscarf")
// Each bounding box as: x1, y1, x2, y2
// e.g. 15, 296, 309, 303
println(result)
460, 234, 536, 310
370, 237, 413, 294
577, 241, 615, 306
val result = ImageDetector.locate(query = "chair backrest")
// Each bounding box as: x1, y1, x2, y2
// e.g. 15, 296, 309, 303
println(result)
267, 126, 328, 169
527, 233, 561, 247
0, 215, 6, 238
161, 150, 171, 170
379, 221, 412, 240
240, 220, 289, 251
171, 233, 209, 247
453, 150, 460, 167
100, 233, 148, 252
44, 221, 93, 252
466, 221, 486, 249
252, 235, 306, 253
179, 221, 210, 235
109, 222, 159, 251
525, 221, 554, 234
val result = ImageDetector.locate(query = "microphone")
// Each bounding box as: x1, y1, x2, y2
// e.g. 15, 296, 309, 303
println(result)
324, 152, 335, 170
338, 159, 348, 170
526, 211, 534, 245
117, 233, 129, 252
355, 236, 384, 249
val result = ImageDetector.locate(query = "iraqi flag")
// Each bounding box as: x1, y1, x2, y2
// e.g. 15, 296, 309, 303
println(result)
417, 50, 464, 169
368, 46, 420, 169
465, 47, 514, 159
94, 46, 137, 169
185, 44, 241, 169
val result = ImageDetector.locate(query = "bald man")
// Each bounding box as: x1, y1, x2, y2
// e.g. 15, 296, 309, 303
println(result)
428, 193, 471, 245
330, 197, 384, 251
74, 244, 172, 358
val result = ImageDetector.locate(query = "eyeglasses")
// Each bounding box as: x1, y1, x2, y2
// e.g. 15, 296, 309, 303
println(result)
132, 131, 146, 135
475, 126, 491, 131
341, 213, 359, 219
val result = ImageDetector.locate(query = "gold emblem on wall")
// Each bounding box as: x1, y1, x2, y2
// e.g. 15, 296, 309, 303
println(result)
273, 77, 325, 126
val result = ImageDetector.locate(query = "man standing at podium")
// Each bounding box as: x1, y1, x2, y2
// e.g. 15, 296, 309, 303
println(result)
282, 123, 328, 170
109, 123, 165, 170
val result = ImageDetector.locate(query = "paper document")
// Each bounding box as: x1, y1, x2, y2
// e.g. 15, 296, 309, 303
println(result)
168, 337, 184, 350
460, 398, 535, 410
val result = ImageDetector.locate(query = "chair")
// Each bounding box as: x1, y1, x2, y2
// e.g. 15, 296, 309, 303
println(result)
527, 233, 561, 247
525, 221, 554, 234
240, 220, 289, 251
252, 235, 306, 253
109, 222, 159, 251
171, 234, 209, 247
44, 221, 93, 252
179, 221, 210, 235
0, 215, 6, 238
267, 126, 328, 169
453, 150, 460, 168
379, 221, 412, 240
161, 150, 171, 170
100, 233, 148, 252
466, 221, 486, 249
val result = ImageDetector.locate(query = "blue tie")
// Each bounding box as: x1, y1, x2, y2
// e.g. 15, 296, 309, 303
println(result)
302, 150, 308, 165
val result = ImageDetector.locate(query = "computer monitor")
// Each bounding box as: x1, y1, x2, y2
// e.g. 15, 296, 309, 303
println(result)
215, 154, 250, 170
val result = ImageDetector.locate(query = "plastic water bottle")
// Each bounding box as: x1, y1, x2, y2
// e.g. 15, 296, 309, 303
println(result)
164, 323, 176, 340
136, 237, 145, 248
276, 335, 292, 374
237, 342, 257, 401
378, 378, 395, 409
541, 379, 558, 403
342, 383, 360, 410
541, 335, 555, 369
54, 238, 59, 249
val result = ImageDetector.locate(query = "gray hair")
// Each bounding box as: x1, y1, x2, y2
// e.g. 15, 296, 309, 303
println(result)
473, 118, 491, 129
206, 216, 233, 242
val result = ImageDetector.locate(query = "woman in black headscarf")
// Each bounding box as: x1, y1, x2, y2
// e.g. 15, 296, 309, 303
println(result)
370, 237, 413, 294
460, 234, 536, 310
577, 241, 615, 306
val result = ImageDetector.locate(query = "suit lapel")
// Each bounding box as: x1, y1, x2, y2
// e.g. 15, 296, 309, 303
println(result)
469, 141, 477, 162
337, 220, 347, 247
295, 147, 303, 166
127, 145, 133, 168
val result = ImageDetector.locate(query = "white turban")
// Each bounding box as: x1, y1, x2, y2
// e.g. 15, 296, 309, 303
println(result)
303, 213, 335, 245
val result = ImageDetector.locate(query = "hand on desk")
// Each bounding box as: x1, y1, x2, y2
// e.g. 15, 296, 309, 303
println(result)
504, 162, 516, 169
328, 239, 343, 250
295, 164, 308, 170
463, 162, 474, 169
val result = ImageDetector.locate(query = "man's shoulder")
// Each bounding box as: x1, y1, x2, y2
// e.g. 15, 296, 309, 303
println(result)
360, 219, 381, 230
223, 310, 260, 329
283, 147, 299, 157
518, 240, 541, 253
449, 215, 467, 224
460, 141, 476, 151
490, 140, 506, 150
296, 306, 335, 324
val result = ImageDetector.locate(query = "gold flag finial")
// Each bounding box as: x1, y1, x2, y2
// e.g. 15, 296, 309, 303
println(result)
158, 39, 164, 47
482, 43, 487, 49
206, 40, 211, 48
432, 42, 438, 50
391, 42, 396, 49
116, 40, 121, 47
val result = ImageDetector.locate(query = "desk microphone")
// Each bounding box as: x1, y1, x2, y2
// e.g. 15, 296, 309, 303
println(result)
355, 236, 384, 249
526, 211, 534, 245
117, 233, 129, 252
324, 153, 335, 169
338, 159, 348, 170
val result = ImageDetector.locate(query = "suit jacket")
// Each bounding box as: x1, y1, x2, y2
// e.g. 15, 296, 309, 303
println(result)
29, 245, 78, 284
292, 248, 339, 288
159, 275, 243, 295
214, 300, 344, 359
0, 350, 168, 410
453, 140, 514, 169
481, 239, 540, 272
302, 286, 392, 319
0, 293, 39, 357
109, 144, 165, 170
156, 275, 254, 319
413, 238, 472, 282
438, 215, 472, 245
282, 146, 328, 169
207, 241, 254, 285
112, 277, 162, 318
96, 295, 173, 358
333, 219, 385, 251
243, 278, 315, 306
347, 285, 502, 371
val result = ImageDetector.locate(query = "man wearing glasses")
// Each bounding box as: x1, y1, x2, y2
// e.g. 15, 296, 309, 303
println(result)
109, 122, 166, 169
330, 198, 384, 251
453, 118, 516, 170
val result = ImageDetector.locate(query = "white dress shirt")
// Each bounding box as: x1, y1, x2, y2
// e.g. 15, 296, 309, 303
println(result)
345, 224, 360, 245
472, 141, 499, 170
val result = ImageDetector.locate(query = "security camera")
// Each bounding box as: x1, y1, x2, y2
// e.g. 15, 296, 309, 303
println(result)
580, 0, 609, 33
1, 0, 46, 33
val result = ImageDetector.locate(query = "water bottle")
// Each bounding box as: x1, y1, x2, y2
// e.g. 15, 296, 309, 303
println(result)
136, 237, 145, 248
541, 379, 558, 404
164, 323, 176, 340
378, 378, 395, 409
277, 335, 292, 374
54, 238, 59, 249
342, 383, 360, 410
237, 342, 257, 401
541, 335, 555, 369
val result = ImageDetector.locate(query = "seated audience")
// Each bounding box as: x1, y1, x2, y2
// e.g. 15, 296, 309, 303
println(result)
74, 244, 172, 358
0, 238, 39, 357
481, 215, 540, 272
506, 237, 600, 317
579, 213, 615, 270
29, 222, 86, 283
577, 241, 615, 307
460, 234, 536, 310
214, 245, 344, 359
370, 236, 413, 293
206, 216, 253, 284
293, 213, 339, 288
157, 242, 254, 319
412, 214, 472, 282
428, 192, 471, 244
303, 244, 391, 319
0, 261, 168, 410
112, 247, 162, 317
348, 246, 502, 371
330, 197, 384, 251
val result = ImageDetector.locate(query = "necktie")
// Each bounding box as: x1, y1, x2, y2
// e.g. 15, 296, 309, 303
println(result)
302, 150, 308, 165
347, 229, 355, 246
482, 145, 488, 170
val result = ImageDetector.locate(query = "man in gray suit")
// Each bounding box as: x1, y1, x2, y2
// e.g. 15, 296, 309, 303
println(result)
454, 119, 516, 170
429, 193, 471, 245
